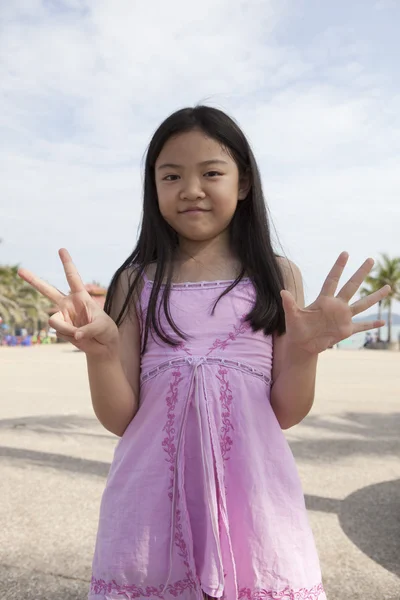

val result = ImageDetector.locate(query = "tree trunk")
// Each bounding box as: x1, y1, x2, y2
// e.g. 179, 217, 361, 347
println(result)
377, 301, 382, 341
387, 299, 392, 343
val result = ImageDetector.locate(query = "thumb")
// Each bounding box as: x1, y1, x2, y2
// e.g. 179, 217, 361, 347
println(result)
280, 289, 297, 315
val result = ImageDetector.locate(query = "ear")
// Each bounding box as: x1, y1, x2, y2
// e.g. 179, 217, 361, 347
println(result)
238, 173, 251, 201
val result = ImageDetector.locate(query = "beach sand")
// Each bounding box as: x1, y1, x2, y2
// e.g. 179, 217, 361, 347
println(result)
0, 344, 399, 599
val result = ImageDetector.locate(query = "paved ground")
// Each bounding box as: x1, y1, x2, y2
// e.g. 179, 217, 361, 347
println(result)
0, 345, 399, 599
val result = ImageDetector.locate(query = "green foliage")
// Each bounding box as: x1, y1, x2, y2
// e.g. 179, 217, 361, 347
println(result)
0, 264, 52, 333
360, 254, 400, 343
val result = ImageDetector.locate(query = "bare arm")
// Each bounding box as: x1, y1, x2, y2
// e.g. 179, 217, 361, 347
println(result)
86, 269, 141, 437
270, 259, 318, 430
18, 249, 142, 438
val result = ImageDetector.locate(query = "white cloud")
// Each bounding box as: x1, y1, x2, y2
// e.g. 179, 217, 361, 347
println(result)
0, 0, 399, 313
375, 0, 398, 9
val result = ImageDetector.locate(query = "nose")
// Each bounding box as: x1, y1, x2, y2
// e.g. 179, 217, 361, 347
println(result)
179, 176, 206, 201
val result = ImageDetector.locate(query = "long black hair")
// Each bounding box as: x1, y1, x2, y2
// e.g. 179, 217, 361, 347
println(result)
104, 105, 286, 351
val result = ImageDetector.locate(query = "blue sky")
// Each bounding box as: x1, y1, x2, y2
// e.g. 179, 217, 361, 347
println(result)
1, 0, 399, 312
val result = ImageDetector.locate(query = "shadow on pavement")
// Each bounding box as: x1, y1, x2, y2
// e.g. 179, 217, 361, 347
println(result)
0, 414, 112, 440
2, 412, 399, 458
306, 479, 400, 578
339, 479, 400, 578
0, 446, 110, 478
290, 412, 400, 461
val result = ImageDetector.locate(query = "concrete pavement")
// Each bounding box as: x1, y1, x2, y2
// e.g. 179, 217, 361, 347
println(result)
0, 345, 399, 599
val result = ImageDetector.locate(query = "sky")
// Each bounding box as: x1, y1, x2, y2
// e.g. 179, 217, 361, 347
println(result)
1, 0, 399, 312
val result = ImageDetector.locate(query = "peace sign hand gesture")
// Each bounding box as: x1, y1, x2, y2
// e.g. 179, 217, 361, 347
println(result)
281, 252, 391, 355
18, 249, 119, 358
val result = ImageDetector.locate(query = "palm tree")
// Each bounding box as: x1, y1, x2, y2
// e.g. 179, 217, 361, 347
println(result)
0, 266, 24, 332
0, 292, 21, 326
18, 282, 52, 332
0, 265, 52, 334
360, 254, 400, 344
360, 275, 384, 341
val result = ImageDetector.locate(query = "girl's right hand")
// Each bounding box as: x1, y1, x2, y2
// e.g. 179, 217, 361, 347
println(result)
18, 248, 119, 359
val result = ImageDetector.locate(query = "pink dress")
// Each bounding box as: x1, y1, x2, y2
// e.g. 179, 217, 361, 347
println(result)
89, 276, 327, 600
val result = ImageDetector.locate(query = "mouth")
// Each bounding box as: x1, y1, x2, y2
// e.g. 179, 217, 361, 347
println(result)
180, 208, 210, 213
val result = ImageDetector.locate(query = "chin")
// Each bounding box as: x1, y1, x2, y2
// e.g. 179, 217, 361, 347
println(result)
180, 229, 222, 242
172, 225, 210, 239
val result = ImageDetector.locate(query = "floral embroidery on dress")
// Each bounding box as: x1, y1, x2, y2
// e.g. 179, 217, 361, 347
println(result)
216, 367, 234, 461
172, 341, 192, 356
162, 369, 184, 491
90, 575, 198, 598
237, 583, 326, 599
161, 368, 198, 595
89, 577, 326, 599
90, 577, 165, 598
207, 314, 250, 355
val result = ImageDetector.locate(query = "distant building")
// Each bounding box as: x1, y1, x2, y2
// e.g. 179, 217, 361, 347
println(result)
84, 283, 107, 309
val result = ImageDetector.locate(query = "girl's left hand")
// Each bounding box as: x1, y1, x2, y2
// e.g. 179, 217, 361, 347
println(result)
281, 252, 391, 354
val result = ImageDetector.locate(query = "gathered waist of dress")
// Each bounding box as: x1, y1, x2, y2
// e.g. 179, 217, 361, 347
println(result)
140, 354, 272, 385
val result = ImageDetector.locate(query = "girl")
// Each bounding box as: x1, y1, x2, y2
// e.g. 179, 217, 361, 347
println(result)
19, 106, 389, 600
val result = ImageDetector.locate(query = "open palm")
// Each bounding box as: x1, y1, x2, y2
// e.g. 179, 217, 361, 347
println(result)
281, 252, 391, 354
18, 249, 119, 357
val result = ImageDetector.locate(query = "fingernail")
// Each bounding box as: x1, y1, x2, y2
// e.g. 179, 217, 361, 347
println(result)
75, 331, 83, 340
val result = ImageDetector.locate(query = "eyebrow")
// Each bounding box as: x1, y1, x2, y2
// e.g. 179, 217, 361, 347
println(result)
157, 159, 229, 170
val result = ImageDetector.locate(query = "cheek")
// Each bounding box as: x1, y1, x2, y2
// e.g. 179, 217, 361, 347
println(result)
156, 185, 173, 213
157, 195, 178, 230
213, 184, 239, 216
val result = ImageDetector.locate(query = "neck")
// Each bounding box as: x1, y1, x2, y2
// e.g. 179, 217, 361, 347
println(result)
177, 232, 232, 261
173, 232, 241, 281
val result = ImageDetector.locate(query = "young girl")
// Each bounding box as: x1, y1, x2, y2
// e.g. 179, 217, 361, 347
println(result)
19, 106, 389, 600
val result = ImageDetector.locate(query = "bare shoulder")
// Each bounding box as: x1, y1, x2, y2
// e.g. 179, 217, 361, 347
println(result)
272, 258, 305, 386
109, 266, 144, 322
276, 255, 301, 281
109, 266, 142, 397
276, 256, 304, 306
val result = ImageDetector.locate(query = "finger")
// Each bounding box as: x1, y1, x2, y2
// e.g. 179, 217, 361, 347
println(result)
59, 248, 86, 294
74, 319, 104, 341
56, 332, 74, 343
352, 320, 386, 335
49, 313, 78, 337
350, 285, 391, 316
337, 258, 375, 302
18, 268, 65, 305
319, 252, 349, 297
56, 332, 80, 346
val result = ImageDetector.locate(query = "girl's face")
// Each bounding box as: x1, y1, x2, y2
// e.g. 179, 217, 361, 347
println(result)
155, 129, 248, 244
